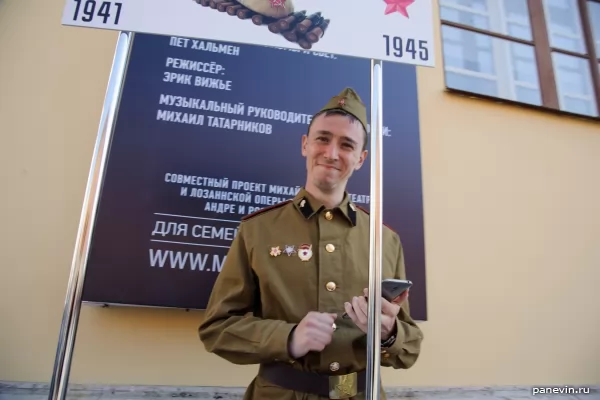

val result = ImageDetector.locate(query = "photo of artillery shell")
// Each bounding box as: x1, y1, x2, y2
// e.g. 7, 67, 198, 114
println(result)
193, 0, 331, 50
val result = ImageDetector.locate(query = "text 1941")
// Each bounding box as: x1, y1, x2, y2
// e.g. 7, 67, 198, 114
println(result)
383, 35, 429, 62
72, 0, 123, 25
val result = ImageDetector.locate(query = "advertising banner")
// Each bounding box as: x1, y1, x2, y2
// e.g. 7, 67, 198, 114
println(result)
61, 0, 435, 67
81, 33, 428, 320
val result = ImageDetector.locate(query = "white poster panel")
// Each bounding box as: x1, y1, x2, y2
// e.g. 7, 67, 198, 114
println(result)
61, 0, 435, 67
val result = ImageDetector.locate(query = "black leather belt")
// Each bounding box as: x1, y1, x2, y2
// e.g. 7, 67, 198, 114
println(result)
259, 362, 366, 399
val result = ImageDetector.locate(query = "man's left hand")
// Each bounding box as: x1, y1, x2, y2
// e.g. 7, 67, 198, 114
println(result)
344, 288, 409, 341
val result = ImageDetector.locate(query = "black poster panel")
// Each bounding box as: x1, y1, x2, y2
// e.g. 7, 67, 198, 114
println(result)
83, 33, 428, 320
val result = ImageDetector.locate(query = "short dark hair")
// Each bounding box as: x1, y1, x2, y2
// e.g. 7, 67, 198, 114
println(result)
307, 109, 368, 151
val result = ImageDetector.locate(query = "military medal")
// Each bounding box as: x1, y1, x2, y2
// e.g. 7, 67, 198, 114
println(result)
270, 246, 282, 257
297, 244, 312, 261
283, 245, 296, 256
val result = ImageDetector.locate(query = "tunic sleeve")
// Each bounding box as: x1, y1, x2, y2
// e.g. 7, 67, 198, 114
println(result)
380, 236, 424, 369
198, 223, 298, 365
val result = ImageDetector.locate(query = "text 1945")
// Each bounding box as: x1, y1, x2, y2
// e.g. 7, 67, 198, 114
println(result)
383, 35, 429, 62
72, 0, 123, 25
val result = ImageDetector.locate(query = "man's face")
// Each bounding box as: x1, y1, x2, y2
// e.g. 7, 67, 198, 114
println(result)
301, 113, 368, 193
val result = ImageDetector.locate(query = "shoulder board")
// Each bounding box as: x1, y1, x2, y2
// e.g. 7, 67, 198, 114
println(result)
241, 199, 293, 222
355, 205, 397, 234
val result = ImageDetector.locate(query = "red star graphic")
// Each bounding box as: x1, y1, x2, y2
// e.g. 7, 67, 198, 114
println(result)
269, 0, 285, 8
384, 0, 415, 18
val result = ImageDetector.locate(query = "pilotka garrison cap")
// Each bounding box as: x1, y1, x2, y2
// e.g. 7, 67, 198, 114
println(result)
317, 87, 368, 133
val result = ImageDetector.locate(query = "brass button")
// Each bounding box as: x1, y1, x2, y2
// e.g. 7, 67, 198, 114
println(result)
332, 323, 337, 331
325, 211, 333, 220
383, 353, 390, 358
326, 244, 335, 252
329, 362, 340, 371
326, 282, 336, 291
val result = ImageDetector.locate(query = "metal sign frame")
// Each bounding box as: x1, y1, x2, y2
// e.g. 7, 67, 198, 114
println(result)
49, 1, 429, 392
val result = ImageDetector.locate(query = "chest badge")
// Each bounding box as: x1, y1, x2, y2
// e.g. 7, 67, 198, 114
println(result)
298, 244, 313, 261
270, 246, 282, 257
283, 245, 296, 256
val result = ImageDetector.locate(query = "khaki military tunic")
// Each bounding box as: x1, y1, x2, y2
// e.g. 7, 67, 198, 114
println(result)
198, 188, 423, 400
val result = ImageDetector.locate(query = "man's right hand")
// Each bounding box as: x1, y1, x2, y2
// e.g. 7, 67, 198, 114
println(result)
288, 311, 338, 359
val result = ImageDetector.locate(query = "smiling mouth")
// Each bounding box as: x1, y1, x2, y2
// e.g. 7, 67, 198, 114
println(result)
319, 164, 339, 170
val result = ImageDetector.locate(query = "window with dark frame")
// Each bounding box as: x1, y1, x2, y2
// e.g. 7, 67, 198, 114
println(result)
438, 0, 600, 119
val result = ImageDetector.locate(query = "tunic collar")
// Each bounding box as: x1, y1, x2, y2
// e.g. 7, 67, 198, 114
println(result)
292, 187, 357, 227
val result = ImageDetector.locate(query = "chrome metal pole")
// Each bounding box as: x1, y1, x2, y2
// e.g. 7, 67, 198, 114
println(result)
365, 58, 384, 400
47, 31, 134, 400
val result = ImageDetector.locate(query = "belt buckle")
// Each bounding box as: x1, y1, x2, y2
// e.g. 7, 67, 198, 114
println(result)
328, 372, 357, 399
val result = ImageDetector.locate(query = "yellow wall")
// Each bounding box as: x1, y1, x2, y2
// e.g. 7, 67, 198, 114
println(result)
1, 0, 599, 389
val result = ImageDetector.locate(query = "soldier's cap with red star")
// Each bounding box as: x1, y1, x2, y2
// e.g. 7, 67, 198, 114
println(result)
317, 87, 368, 133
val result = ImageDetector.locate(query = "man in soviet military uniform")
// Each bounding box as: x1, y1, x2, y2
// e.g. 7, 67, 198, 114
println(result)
198, 88, 423, 400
